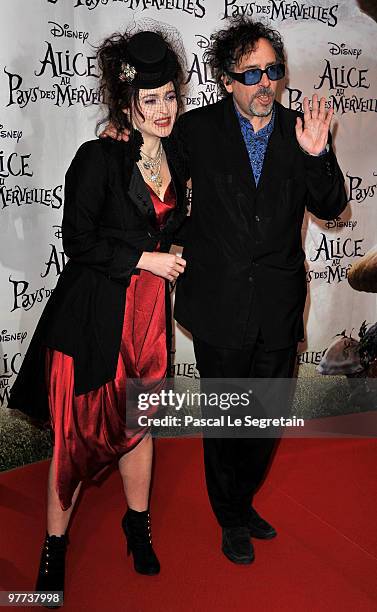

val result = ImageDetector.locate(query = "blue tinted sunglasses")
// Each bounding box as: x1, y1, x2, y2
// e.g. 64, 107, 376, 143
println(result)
227, 63, 285, 85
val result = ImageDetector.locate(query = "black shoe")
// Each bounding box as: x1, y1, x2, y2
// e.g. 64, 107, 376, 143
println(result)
121, 509, 160, 575
35, 532, 67, 609
247, 507, 277, 539
221, 527, 255, 565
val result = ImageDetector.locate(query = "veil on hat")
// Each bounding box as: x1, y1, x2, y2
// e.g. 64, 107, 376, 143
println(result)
125, 17, 188, 74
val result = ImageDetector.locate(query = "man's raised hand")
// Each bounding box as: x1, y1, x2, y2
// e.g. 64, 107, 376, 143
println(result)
295, 94, 333, 156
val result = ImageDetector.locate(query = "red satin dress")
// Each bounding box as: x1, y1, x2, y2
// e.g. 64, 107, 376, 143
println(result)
45, 181, 176, 511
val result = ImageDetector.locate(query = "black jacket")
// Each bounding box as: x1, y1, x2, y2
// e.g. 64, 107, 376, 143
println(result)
8, 134, 188, 424
173, 96, 348, 350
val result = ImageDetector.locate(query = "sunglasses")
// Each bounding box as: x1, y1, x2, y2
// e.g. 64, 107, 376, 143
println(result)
227, 63, 285, 86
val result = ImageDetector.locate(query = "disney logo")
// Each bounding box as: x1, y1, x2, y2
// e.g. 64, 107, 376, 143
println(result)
328, 42, 362, 60
49, 21, 89, 44
53, 224, 62, 239
0, 125, 23, 143
195, 34, 210, 49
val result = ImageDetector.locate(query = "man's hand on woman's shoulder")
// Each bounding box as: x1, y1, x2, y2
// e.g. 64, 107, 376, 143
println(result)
99, 123, 130, 142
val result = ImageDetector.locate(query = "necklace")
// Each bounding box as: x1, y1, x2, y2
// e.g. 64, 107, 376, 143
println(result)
138, 145, 163, 196
140, 142, 162, 170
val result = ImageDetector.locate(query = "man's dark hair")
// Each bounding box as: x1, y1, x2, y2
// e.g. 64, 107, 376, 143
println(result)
204, 17, 286, 97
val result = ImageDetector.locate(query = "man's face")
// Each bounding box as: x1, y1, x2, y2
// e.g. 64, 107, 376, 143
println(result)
132, 81, 178, 138
224, 38, 279, 120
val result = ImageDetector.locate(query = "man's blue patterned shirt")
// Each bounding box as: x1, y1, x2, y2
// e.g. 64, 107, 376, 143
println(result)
235, 104, 275, 186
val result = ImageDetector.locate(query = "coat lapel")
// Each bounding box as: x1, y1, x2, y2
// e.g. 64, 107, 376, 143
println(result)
222, 97, 257, 198
223, 98, 293, 206
118, 133, 156, 227
162, 138, 185, 209
256, 102, 290, 194
127, 163, 157, 226
123, 134, 186, 233
162, 157, 186, 234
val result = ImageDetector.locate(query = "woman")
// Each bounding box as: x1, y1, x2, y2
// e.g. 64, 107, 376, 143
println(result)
8, 29, 188, 604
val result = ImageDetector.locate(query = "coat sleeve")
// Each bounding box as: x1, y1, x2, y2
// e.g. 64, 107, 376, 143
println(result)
304, 130, 348, 221
171, 215, 192, 247
168, 114, 192, 183
62, 141, 143, 285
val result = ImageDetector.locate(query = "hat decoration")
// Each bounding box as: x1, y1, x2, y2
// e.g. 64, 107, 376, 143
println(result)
119, 62, 137, 83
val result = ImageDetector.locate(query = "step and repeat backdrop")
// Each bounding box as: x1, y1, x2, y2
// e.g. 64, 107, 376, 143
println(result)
0, 0, 376, 408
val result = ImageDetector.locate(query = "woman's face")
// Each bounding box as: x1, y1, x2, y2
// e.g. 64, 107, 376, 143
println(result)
131, 81, 178, 138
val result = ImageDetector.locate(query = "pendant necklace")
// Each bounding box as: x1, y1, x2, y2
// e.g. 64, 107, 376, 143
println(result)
138, 142, 163, 196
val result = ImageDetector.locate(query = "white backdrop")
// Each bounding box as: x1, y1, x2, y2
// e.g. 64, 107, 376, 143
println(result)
1, 0, 376, 407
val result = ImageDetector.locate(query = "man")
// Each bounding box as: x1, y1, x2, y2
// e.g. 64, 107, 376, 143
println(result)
171, 18, 347, 564
104, 17, 347, 565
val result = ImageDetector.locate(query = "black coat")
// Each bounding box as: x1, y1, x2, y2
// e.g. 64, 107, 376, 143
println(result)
8, 134, 188, 425
173, 96, 348, 350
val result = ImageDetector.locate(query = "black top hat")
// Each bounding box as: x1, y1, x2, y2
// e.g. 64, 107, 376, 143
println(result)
119, 31, 178, 89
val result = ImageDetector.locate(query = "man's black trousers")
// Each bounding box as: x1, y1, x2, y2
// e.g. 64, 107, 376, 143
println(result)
193, 330, 297, 528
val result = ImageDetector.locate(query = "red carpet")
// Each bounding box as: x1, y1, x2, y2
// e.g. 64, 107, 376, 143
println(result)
1, 436, 377, 611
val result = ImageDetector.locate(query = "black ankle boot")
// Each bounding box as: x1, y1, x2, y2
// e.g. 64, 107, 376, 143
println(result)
35, 532, 67, 608
121, 509, 160, 575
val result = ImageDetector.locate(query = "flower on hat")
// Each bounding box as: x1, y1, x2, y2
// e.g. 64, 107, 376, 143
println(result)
119, 62, 137, 83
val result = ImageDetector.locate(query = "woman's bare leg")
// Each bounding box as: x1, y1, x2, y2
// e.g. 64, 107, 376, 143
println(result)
118, 434, 153, 510
47, 446, 82, 536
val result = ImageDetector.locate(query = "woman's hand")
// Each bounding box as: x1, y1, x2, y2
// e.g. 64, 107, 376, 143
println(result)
137, 252, 186, 282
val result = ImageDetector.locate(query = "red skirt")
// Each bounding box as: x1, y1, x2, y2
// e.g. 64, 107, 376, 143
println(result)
45, 270, 167, 511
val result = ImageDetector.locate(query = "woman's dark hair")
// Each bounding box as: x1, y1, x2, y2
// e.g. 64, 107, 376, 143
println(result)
204, 17, 286, 98
95, 30, 185, 137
